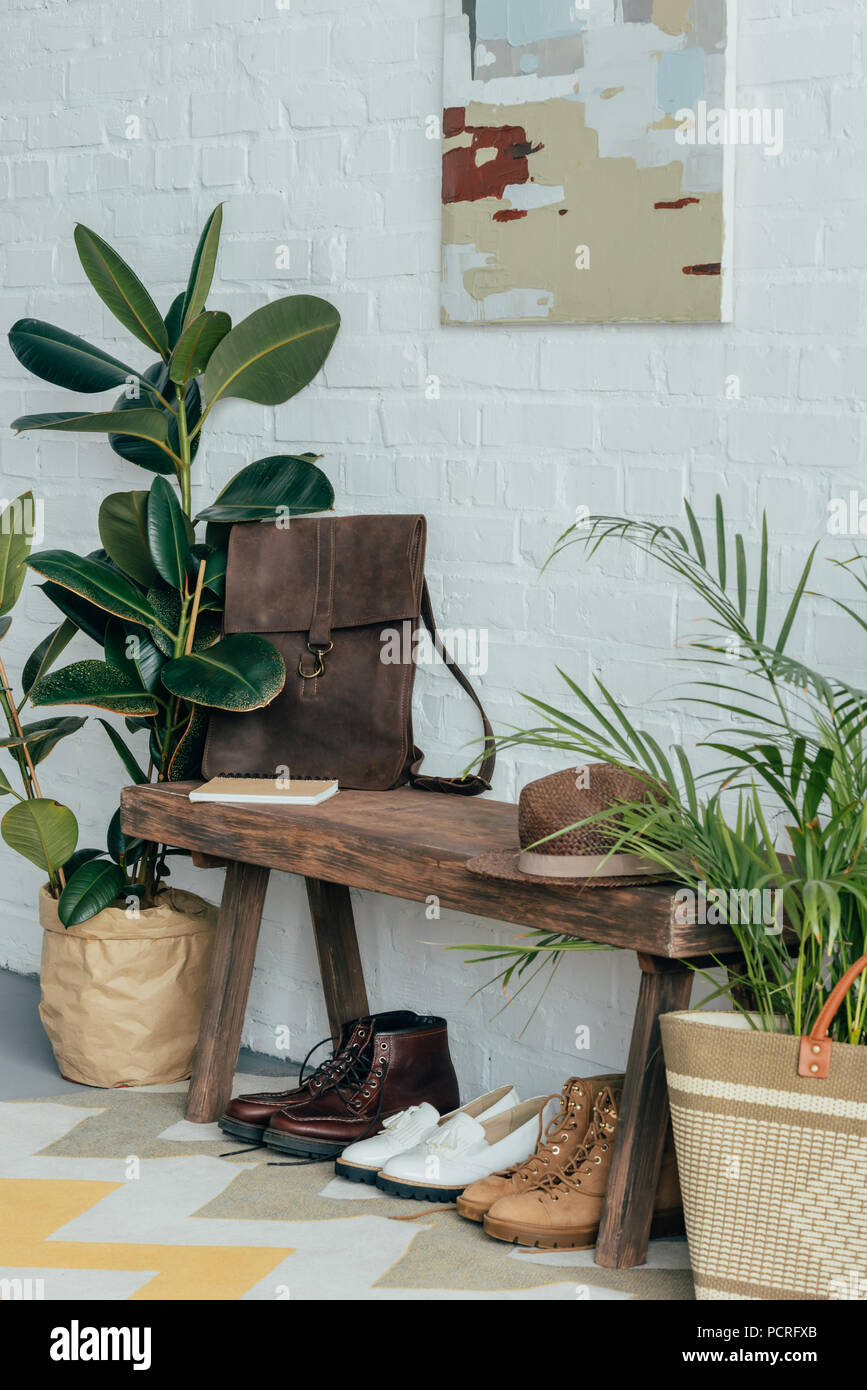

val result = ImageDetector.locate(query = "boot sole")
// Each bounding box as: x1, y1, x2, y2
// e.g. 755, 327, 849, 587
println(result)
455, 1195, 489, 1222
263, 1128, 344, 1159
483, 1206, 684, 1250
375, 1175, 465, 1203
218, 1117, 267, 1144
334, 1158, 379, 1184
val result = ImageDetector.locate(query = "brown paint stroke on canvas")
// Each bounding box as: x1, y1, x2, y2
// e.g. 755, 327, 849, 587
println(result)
682, 262, 721, 275
443, 97, 724, 323
442, 106, 543, 204
493, 208, 528, 221
655, 197, 700, 209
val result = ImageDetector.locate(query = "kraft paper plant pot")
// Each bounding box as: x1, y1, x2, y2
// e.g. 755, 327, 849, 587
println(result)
38, 884, 217, 1088
660, 1009, 867, 1301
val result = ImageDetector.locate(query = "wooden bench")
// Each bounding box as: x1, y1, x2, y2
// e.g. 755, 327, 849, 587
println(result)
121, 781, 734, 1269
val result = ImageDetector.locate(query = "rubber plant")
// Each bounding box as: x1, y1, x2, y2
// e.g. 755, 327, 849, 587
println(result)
0, 493, 82, 895
8, 206, 339, 926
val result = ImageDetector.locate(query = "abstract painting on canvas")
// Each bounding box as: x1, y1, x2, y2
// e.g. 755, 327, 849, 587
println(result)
441, 1, 735, 325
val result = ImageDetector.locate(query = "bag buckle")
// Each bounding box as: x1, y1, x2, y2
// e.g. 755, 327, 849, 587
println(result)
298, 640, 333, 679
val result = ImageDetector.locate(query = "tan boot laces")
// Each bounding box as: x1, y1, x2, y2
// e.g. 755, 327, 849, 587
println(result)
499, 1079, 591, 1187
529, 1087, 619, 1200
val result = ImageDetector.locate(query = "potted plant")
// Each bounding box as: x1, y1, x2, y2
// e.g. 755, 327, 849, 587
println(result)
455, 498, 867, 1297
6, 207, 340, 1085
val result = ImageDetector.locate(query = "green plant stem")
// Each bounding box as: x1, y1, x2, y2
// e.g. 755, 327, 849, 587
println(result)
175, 386, 192, 516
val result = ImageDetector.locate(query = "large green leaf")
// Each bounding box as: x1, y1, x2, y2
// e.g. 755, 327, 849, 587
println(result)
104, 617, 165, 694
164, 292, 185, 350
195, 455, 334, 524
8, 319, 137, 393
147, 587, 219, 656
107, 807, 143, 866
130, 630, 165, 692
103, 617, 146, 685
161, 634, 285, 710
108, 363, 200, 475
1, 797, 78, 875
26, 552, 165, 633
98, 491, 161, 589
38, 582, 110, 646
74, 224, 169, 358
203, 295, 339, 409
169, 310, 230, 384
97, 717, 148, 785
190, 544, 227, 599
62, 847, 104, 877
58, 857, 126, 928
29, 661, 161, 716
167, 704, 209, 780
147, 476, 193, 591
11, 409, 172, 453
0, 716, 87, 765
0, 491, 35, 616
21, 620, 78, 701
181, 204, 223, 330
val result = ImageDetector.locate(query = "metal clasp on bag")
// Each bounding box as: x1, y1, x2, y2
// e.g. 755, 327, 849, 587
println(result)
298, 640, 334, 679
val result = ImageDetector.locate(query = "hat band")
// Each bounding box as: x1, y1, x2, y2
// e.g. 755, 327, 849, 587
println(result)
518, 849, 667, 880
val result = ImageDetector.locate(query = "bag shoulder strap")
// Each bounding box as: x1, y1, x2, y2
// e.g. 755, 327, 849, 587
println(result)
407, 581, 496, 796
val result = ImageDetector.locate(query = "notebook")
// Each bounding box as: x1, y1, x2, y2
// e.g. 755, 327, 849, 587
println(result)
189, 777, 339, 806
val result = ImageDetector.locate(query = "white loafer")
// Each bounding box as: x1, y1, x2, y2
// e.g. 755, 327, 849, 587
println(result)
334, 1083, 519, 1185
375, 1094, 557, 1202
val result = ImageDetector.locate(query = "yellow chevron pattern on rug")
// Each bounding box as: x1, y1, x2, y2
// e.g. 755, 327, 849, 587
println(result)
0, 1179, 295, 1300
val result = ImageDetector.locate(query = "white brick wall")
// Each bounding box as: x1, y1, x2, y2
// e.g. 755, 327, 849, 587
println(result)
0, 0, 863, 1100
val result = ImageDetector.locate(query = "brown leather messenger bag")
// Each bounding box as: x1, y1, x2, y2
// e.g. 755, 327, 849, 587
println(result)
202, 513, 496, 794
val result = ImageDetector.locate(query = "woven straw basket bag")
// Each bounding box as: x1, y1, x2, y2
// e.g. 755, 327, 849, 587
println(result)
660, 955, 867, 1301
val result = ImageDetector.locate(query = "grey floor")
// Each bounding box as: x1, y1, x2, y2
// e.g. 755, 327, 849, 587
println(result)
0, 965, 290, 1101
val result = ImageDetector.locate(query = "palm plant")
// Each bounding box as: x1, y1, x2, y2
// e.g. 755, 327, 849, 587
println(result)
5, 207, 339, 925
457, 499, 867, 1044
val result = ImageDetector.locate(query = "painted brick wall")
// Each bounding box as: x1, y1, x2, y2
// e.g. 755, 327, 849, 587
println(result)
0, 0, 863, 1099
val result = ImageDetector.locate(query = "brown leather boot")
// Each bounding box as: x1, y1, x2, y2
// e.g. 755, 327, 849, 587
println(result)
483, 1085, 683, 1250
264, 1014, 460, 1158
218, 1011, 422, 1143
455, 1073, 623, 1222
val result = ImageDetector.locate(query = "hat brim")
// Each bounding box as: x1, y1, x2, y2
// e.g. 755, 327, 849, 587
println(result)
465, 849, 673, 889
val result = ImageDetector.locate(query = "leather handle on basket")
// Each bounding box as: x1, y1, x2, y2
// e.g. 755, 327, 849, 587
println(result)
797, 953, 867, 1078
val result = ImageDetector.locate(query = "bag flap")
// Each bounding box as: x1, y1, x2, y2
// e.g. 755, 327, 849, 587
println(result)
223, 514, 427, 634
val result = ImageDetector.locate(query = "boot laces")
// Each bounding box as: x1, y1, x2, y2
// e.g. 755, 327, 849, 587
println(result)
299, 1033, 356, 1090
534, 1089, 619, 1198
502, 1082, 589, 1185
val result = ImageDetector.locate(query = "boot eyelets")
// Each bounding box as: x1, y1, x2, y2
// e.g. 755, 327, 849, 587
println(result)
594, 1156, 602, 1164
551, 1146, 559, 1155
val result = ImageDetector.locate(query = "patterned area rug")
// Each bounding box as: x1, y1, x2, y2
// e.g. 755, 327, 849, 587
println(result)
0, 1075, 694, 1300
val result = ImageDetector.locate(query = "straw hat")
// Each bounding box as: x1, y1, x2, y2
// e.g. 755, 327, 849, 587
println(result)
466, 764, 671, 888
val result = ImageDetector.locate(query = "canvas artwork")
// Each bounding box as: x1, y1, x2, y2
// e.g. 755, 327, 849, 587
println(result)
441, 1, 734, 325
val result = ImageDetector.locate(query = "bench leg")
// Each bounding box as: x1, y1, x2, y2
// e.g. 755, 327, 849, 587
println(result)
185, 861, 271, 1123
305, 877, 370, 1044
594, 955, 692, 1268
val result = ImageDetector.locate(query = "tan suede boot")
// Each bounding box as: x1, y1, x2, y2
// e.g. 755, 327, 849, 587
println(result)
455, 1073, 623, 1223
483, 1085, 683, 1250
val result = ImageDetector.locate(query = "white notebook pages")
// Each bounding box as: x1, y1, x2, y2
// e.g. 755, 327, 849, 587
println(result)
189, 777, 339, 806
